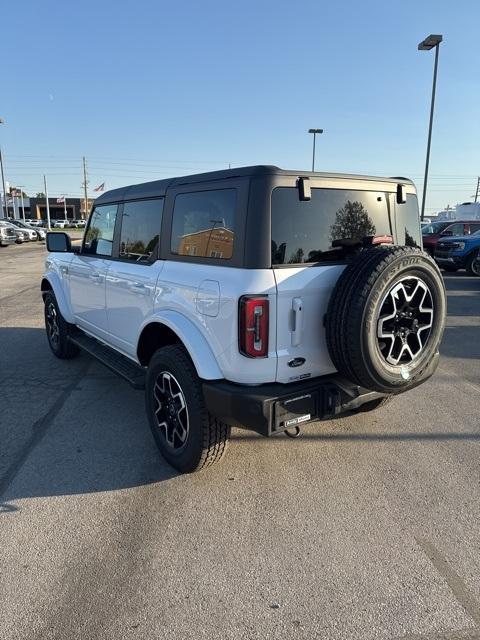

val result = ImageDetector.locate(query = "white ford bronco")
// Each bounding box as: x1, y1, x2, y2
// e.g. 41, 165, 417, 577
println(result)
42, 166, 446, 473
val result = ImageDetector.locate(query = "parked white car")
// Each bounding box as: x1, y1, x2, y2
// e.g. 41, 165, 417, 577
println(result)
42, 166, 447, 473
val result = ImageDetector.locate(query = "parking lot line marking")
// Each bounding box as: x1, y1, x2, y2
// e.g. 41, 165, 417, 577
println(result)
416, 537, 480, 628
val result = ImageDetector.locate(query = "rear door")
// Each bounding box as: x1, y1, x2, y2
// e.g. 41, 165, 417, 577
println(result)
105, 198, 165, 356
272, 180, 395, 383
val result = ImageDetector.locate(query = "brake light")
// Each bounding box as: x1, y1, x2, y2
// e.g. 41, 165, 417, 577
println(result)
239, 296, 269, 358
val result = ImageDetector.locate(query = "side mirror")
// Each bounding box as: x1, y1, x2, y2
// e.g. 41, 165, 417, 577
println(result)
46, 231, 72, 252
396, 183, 407, 204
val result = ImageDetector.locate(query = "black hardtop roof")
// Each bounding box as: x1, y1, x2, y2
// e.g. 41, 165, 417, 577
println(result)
94, 165, 414, 204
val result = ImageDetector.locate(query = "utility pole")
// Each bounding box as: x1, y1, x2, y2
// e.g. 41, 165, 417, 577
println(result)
21, 191, 25, 222
0, 147, 8, 218
64, 197, 67, 221
17, 185, 26, 222
474, 177, 480, 203
83, 156, 89, 220
44, 175, 51, 230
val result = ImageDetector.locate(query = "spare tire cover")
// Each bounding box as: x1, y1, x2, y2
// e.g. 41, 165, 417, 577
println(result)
325, 246, 446, 393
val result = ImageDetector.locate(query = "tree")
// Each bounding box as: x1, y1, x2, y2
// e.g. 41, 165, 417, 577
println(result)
36, 192, 46, 198
288, 247, 304, 264
405, 228, 418, 247
330, 200, 376, 243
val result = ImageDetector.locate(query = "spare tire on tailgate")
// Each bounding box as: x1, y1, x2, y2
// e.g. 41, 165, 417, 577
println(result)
326, 246, 446, 393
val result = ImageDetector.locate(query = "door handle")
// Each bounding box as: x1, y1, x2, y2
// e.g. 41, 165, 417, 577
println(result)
130, 283, 149, 295
90, 273, 103, 283
291, 297, 303, 347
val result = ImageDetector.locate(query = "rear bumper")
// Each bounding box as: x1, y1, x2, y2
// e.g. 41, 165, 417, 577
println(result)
203, 374, 387, 437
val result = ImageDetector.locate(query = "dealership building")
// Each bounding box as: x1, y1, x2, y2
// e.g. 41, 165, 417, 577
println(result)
1, 195, 96, 221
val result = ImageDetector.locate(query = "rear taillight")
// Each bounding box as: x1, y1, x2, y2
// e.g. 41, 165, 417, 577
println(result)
239, 296, 269, 358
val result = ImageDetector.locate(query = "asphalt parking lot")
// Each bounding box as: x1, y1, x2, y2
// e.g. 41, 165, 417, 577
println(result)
0, 241, 479, 640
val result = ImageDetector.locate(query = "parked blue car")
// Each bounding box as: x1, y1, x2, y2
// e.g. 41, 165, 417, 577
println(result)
435, 229, 480, 276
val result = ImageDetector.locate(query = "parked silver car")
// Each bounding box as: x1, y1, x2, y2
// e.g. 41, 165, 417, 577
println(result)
4, 218, 45, 241
1, 219, 39, 241
0, 223, 17, 246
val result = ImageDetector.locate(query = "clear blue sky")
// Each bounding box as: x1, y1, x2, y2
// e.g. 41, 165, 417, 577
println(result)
1, 0, 479, 212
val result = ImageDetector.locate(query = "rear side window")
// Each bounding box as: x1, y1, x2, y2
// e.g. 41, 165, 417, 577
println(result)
271, 188, 391, 265
119, 198, 163, 263
171, 189, 236, 259
446, 223, 466, 236
470, 223, 480, 234
397, 194, 421, 247
83, 204, 118, 256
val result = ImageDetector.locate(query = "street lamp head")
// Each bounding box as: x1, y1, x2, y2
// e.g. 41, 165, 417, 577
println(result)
418, 34, 443, 50
308, 128, 324, 134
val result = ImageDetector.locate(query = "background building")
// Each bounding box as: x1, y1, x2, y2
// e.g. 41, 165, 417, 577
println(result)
1, 195, 95, 221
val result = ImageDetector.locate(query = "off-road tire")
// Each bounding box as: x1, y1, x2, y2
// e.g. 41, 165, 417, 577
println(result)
44, 291, 80, 359
145, 345, 230, 473
466, 250, 480, 277
326, 246, 446, 393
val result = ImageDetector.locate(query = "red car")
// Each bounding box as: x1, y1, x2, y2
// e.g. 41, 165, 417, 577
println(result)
422, 220, 480, 256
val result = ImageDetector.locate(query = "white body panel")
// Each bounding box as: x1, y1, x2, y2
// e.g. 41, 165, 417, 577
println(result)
153, 262, 277, 384
68, 255, 111, 340
44, 253, 347, 385
273, 265, 345, 383
45, 254, 280, 383
105, 260, 165, 353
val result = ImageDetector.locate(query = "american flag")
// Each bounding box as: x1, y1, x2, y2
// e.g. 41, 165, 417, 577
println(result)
94, 182, 105, 192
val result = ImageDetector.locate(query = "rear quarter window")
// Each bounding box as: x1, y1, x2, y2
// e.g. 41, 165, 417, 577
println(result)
271, 187, 392, 265
171, 189, 236, 260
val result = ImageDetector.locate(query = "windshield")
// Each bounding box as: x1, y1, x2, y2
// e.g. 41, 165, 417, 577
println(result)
422, 221, 450, 235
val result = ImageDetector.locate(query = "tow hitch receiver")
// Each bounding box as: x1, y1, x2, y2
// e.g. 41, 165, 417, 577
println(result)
274, 392, 316, 433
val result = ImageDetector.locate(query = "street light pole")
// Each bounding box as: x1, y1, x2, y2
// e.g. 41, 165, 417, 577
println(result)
308, 128, 324, 172
418, 34, 443, 221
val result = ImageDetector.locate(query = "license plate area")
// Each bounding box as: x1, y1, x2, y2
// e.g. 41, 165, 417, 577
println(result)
274, 392, 318, 431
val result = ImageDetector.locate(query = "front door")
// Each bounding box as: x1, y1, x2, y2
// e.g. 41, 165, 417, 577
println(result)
69, 203, 118, 340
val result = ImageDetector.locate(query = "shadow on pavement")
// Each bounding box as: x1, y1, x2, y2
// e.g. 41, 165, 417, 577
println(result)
0, 327, 179, 511
231, 430, 480, 443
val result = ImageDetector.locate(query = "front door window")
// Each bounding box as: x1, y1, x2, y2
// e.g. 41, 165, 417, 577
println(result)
83, 204, 118, 256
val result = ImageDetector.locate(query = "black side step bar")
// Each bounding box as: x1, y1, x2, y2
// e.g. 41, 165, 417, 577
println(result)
69, 332, 146, 389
